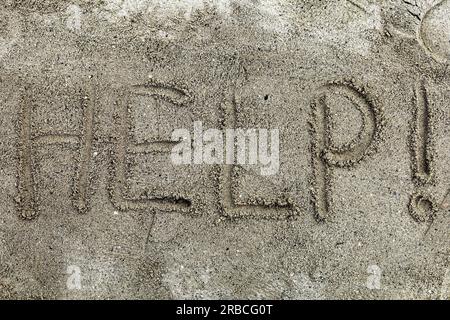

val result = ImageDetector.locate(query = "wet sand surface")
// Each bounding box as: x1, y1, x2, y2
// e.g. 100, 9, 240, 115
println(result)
0, 0, 449, 299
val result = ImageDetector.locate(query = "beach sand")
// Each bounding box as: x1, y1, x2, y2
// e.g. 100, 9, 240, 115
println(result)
0, 0, 449, 299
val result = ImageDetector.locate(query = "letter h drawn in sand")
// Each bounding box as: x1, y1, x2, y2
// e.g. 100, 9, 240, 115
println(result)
409, 78, 438, 223
310, 81, 385, 221
17, 81, 96, 220
109, 83, 192, 213
219, 92, 297, 220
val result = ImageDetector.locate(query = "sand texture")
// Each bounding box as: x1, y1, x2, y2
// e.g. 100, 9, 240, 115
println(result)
0, 0, 449, 299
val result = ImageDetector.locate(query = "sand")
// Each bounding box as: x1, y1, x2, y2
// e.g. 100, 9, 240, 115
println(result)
0, 0, 449, 299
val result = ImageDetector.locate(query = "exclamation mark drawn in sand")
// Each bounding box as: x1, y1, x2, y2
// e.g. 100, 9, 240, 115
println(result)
409, 78, 438, 222
310, 81, 385, 221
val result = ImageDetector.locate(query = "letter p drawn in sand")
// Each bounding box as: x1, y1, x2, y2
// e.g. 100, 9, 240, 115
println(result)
310, 81, 385, 221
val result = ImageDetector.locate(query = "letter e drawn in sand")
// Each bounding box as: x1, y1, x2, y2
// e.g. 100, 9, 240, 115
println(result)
409, 78, 438, 223
310, 81, 385, 221
109, 83, 192, 213
17, 82, 96, 219
218, 93, 297, 220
